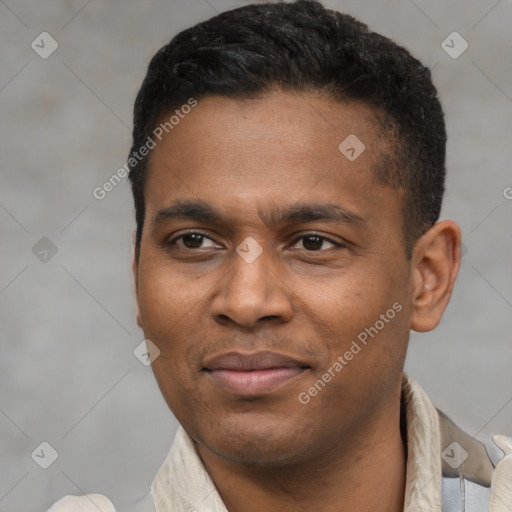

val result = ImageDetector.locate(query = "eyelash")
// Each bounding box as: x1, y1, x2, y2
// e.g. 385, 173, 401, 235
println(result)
167, 231, 344, 251
289, 233, 343, 251
169, 231, 221, 250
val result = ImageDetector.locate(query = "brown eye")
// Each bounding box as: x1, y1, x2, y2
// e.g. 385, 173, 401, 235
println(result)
181, 233, 204, 248
290, 234, 339, 251
170, 232, 221, 250
302, 235, 323, 250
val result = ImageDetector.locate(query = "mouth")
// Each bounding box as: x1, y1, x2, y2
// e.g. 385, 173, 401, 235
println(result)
203, 351, 311, 397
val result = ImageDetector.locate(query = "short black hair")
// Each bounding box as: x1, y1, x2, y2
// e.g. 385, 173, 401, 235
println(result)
128, 0, 446, 259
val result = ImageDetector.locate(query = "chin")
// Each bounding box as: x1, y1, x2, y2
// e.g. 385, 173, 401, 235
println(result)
193, 414, 317, 467
207, 437, 305, 467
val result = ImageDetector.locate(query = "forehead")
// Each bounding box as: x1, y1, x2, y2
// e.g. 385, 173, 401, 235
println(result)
144, 91, 401, 232
150, 91, 386, 170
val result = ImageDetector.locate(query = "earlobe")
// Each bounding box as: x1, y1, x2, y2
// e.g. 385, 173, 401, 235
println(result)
410, 220, 461, 332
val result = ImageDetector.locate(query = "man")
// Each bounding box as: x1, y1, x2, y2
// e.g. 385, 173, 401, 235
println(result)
49, 1, 511, 511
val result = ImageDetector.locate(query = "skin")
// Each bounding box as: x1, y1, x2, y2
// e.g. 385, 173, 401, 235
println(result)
132, 91, 461, 512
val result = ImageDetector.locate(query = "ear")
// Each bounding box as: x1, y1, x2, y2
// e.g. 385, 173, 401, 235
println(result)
410, 220, 461, 332
131, 231, 143, 329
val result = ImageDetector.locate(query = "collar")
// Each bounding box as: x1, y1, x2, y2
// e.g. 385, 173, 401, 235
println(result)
401, 373, 442, 511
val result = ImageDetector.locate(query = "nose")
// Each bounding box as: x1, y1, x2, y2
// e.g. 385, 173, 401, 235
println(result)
210, 245, 294, 329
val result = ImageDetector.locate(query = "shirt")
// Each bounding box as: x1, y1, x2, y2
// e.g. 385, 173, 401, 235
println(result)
48, 373, 511, 512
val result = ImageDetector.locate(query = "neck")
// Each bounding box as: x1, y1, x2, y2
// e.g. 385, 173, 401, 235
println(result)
196, 397, 407, 512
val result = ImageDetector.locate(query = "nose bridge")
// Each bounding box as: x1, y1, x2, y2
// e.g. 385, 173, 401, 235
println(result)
227, 243, 273, 305
210, 240, 293, 327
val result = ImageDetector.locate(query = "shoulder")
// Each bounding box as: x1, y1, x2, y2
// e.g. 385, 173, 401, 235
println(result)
47, 492, 154, 512
438, 410, 512, 512
47, 494, 117, 512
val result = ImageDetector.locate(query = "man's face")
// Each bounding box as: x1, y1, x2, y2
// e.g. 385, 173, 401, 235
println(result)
134, 91, 415, 465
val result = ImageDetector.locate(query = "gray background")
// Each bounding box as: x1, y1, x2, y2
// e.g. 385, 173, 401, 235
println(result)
0, 0, 511, 511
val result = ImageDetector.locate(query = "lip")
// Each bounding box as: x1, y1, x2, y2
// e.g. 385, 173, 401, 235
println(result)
203, 351, 310, 396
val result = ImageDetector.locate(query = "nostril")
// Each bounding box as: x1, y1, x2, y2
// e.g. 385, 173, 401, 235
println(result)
260, 315, 280, 322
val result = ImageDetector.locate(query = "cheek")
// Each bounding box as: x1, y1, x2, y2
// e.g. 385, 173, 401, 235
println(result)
136, 255, 216, 365
296, 284, 409, 423
302, 267, 397, 329
136, 264, 203, 413
136, 265, 199, 389
137, 257, 198, 329
307, 265, 410, 370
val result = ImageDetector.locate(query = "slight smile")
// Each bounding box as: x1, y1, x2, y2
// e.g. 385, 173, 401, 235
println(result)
203, 351, 311, 397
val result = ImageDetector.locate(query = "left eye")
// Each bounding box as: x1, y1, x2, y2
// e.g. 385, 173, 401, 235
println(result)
290, 234, 339, 251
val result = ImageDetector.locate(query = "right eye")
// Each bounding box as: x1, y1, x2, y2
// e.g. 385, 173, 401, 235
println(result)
168, 231, 223, 250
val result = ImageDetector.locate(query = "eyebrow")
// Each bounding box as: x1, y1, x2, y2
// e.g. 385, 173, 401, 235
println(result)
153, 200, 223, 228
259, 203, 366, 229
152, 200, 366, 230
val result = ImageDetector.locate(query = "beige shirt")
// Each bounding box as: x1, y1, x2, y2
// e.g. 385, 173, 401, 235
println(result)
48, 374, 509, 512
